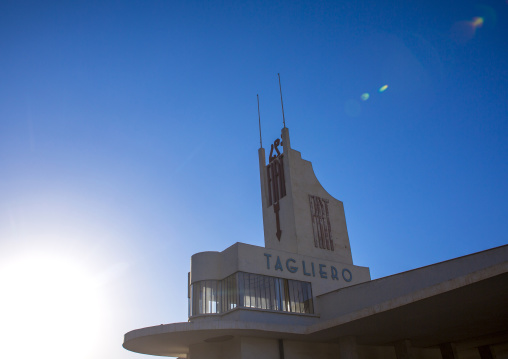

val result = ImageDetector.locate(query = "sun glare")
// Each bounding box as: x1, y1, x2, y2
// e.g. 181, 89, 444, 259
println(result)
0, 253, 103, 359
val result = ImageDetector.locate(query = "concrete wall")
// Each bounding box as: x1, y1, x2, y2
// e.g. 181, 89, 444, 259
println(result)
187, 338, 445, 359
188, 338, 241, 359
240, 337, 280, 359
190, 242, 370, 297
358, 345, 441, 359
284, 340, 341, 359
216, 306, 320, 326
358, 345, 396, 359
316, 245, 508, 319
188, 337, 278, 359
260, 128, 355, 264
188, 337, 341, 359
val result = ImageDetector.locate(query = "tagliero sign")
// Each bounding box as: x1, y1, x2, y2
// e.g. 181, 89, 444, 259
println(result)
263, 253, 352, 282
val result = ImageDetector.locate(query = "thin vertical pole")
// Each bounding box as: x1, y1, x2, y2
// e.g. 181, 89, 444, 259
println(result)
278, 73, 286, 128
257, 94, 262, 148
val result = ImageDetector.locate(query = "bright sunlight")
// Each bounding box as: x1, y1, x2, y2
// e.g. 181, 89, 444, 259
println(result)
0, 252, 104, 359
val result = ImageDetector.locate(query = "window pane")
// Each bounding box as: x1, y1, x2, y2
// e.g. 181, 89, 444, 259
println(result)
207, 281, 211, 314
238, 272, 245, 308
249, 273, 257, 308
268, 277, 275, 310
196, 282, 201, 314
220, 277, 225, 313
231, 274, 237, 309
296, 280, 304, 313
303, 282, 313, 314
189, 273, 313, 317
204, 281, 210, 313
257, 275, 263, 309
256, 274, 262, 308
276, 278, 284, 311
211, 281, 217, 313
274, 278, 282, 311
244, 273, 251, 307
265, 276, 271, 309
217, 280, 223, 313
288, 280, 296, 313
283, 279, 290, 312
287, 280, 295, 313
201, 282, 206, 314
256, 274, 265, 309
227, 275, 231, 310
264, 276, 270, 309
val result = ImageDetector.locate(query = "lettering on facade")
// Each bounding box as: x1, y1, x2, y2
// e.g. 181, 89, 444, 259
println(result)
263, 253, 352, 282
267, 138, 286, 241
309, 195, 334, 251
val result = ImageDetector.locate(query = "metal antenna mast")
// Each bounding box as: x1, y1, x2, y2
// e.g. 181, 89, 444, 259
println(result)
257, 94, 262, 148
278, 73, 286, 128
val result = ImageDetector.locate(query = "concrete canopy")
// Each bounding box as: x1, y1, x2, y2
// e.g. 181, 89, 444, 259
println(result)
123, 245, 508, 358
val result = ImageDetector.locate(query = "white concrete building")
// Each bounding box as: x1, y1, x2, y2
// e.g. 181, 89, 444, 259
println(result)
123, 127, 508, 359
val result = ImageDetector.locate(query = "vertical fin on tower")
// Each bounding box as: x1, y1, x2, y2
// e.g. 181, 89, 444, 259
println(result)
259, 127, 354, 264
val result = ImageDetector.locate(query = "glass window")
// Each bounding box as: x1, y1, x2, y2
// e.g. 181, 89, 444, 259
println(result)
295, 279, 304, 313
249, 273, 257, 308
283, 279, 291, 312
268, 276, 276, 310
303, 282, 313, 314
190, 272, 314, 317
243, 273, 251, 307
238, 272, 245, 307
288, 280, 297, 313
228, 274, 233, 309
230, 274, 237, 310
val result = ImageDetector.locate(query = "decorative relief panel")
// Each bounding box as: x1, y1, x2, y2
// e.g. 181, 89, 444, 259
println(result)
309, 195, 334, 251
267, 138, 286, 240
267, 138, 286, 206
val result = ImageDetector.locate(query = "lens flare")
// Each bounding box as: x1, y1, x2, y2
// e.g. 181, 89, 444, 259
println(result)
361, 93, 370, 101
472, 17, 484, 28
379, 85, 388, 93
451, 16, 486, 43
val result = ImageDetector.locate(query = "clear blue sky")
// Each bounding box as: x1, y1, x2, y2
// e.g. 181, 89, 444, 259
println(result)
0, 1, 507, 358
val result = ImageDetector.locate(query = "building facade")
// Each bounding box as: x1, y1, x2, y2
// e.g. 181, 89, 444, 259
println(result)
124, 127, 508, 359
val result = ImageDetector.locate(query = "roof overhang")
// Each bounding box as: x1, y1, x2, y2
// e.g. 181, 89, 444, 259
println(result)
123, 245, 508, 357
